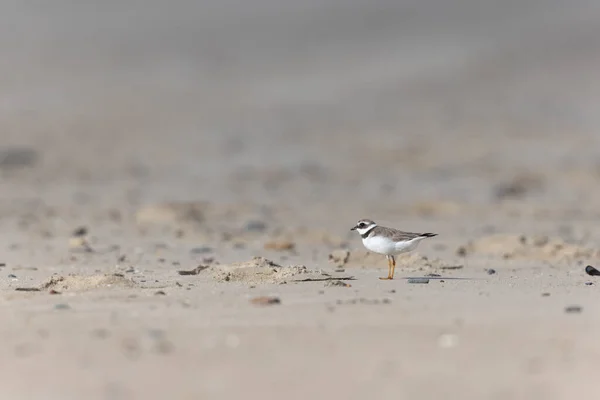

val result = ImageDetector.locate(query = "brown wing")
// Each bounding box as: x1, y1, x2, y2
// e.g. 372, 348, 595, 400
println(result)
374, 226, 436, 241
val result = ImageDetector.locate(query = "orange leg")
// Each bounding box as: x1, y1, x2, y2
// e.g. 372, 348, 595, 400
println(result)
390, 255, 396, 279
379, 256, 393, 280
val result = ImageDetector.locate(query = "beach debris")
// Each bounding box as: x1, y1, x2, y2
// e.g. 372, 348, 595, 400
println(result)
324, 280, 351, 287
407, 278, 430, 284
565, 305, 582, 314
249, 296, 281, 306
177, 265, 210, 276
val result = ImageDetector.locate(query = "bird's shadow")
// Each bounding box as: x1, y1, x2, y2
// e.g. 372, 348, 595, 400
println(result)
401, 276, 479, 281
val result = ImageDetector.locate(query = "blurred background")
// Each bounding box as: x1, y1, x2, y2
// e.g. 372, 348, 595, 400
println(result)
2, 0, 600, 218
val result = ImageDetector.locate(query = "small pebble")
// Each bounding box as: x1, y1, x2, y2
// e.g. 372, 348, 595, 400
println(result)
425, 273, 441, 277
407, 278, 430, 284
72, 227, 88, 237
541, 293, 551, 297
565, 305, 582, 314
190, 246, 212, 254
245, 220, 267, 232
486, 269, 496, 275
250, 296, 281, 306
54, 303, 71, 310
585, 265, 600, 276
456, 246, 467, 257
154, 290, 166, 296
585, 282, 594, 286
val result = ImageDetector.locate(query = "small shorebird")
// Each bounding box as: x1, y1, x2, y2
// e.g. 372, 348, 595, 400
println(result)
350, 219, 437, 280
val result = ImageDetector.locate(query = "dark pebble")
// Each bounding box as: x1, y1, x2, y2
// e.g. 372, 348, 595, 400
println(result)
565, 305, 582, 314
486, 269, 497, 275
407, 278, 430, 284
250, 296, 281, 306
585, 282, 594, 286
585, 265, 600, 276
245, 220, 267, 232
72, 227, 88, 237
190, 246, 212, 254
8, 274, 17, 278
425, 273, 441, 277
154, 290, 166, 296
541, 293, 551, 297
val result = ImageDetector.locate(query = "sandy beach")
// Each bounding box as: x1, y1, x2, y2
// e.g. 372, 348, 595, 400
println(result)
2, 1, 600, 399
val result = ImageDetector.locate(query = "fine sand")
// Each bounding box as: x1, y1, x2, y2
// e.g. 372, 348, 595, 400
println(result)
2, 1, 600, 399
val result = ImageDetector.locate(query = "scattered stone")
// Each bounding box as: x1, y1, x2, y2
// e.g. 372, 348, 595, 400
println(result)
0, 263, 6, 267
542, 292, 551, 297
245, 220, 267, 232
407, 278, 430, 284
249, 296, 281, 306
49, 289, 61, 295
8, 274, 17, 279
72, 227, 88, 237
154, 290, 166, 296
324, 280, 351, 287
177, 265, 210, 276
456, 246, 467, 257
264, 239, 295, 251
15, 287, 40, 292
190, 246, 212, 254
493, 173, 544, 200
439, 265, 463, 270
486, 269, 497, 275
54, 303, 71, 310
425, 273, 441, 277
585, 265, 600, 276
585, 282, 594, 286
565, 305, 582, 314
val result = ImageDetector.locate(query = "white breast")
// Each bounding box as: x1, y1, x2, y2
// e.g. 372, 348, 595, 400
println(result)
362, 235, 424, 255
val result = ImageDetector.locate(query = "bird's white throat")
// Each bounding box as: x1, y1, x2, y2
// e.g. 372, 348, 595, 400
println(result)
356, 224, 377, 236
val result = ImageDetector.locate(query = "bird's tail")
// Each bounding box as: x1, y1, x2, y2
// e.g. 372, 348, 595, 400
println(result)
420, 233, 437, 238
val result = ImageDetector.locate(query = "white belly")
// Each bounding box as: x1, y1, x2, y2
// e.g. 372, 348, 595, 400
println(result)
362, 236, 423, 255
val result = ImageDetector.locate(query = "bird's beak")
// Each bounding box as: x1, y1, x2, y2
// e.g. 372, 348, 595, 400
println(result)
350, 226, 357, 231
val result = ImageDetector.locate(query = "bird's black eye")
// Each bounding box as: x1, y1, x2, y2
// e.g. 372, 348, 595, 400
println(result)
358, 223, 366, 228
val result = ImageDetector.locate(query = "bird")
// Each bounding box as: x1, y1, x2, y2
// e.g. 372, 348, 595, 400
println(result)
350, 218, 437, 280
